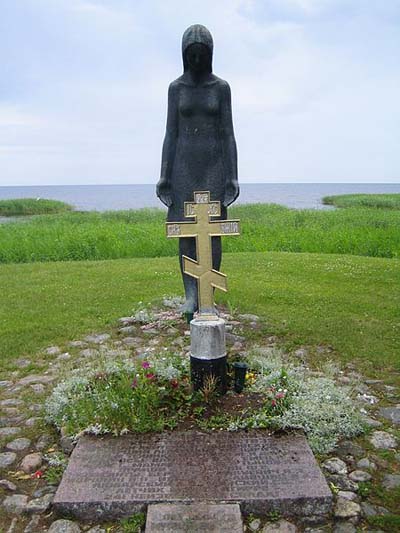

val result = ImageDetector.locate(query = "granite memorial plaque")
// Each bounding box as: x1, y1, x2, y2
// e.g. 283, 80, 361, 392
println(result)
53, 431, 332, 521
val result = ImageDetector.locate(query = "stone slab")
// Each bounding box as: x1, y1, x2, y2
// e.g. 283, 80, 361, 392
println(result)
53, 431, 332, 521
145, 503, 243, 532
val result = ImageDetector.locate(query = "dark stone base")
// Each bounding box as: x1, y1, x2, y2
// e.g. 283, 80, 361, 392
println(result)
53, 431, 333, 521
190, 355, 227, 394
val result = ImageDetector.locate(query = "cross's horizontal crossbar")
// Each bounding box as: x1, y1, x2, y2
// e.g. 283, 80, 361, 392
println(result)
166, 222, 197, 238
211, 220, 240, 236
184, 201, 221, 218
166, 220, 240, 238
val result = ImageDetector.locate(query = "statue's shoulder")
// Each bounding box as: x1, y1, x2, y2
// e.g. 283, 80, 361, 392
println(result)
168, 75, 231, 92
169, 76, 186, 92
208, 75, 231, 93
211, 75, 229, 86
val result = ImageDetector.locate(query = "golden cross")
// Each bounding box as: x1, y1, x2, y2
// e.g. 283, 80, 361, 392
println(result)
166, 191, 240, 318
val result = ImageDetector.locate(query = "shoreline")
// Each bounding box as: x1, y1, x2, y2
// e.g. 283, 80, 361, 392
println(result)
1, 183, 400, 212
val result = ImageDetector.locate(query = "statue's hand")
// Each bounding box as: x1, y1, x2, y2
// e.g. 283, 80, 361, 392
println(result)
223, 180, 239, 207
156, 179, 173, 207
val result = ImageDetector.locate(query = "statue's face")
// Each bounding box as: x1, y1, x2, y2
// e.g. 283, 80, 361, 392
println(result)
186, 43, 209, 73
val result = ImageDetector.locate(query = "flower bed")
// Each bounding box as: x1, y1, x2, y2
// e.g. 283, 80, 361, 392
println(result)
46, 346, 365, 454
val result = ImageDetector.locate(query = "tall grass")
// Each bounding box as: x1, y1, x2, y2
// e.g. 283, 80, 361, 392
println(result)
323, 193, 400, 209
0, 198, 72, 216
0, 204, 399, 263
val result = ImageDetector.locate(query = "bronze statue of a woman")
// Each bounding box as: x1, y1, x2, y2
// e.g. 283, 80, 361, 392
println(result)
156, 24, 239, 313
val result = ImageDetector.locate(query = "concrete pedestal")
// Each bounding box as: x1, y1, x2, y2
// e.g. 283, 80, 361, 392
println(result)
190, 317, 227, 394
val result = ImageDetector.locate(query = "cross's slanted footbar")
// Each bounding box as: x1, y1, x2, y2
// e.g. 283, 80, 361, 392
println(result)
166, 191, 240, 319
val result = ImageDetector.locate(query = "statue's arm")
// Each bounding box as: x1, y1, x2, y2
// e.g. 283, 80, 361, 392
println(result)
220, 81, 239, 207
157, 82, 179, 207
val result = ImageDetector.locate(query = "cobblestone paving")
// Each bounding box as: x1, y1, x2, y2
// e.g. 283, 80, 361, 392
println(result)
0, 300, 398, 532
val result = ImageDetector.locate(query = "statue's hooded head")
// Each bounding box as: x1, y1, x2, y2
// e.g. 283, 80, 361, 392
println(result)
182, 24, 213, 73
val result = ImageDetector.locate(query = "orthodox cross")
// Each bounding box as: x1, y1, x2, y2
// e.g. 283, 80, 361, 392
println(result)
166, 191, 240, 318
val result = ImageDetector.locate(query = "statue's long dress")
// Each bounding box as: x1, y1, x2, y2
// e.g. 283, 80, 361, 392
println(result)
167, 82, 227, 224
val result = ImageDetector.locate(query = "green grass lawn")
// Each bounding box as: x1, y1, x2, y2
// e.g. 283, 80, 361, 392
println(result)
0, 198, 72, 216
323, 193, 400, 209
1, 252, 399, 376
1, 203, 399, 263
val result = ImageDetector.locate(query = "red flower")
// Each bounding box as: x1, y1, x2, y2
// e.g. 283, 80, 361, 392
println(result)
146, 373, 155, 380
142, 361, 150, 369
170, 379, 179, 389
271, 399, 277, 407
32, 470, 43, 479
131, 378, 138, 389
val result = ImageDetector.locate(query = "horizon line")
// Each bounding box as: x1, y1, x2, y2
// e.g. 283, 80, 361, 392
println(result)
1, 181, 400, 187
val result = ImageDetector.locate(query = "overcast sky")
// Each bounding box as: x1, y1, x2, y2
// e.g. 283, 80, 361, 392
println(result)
1, 0, 399, 186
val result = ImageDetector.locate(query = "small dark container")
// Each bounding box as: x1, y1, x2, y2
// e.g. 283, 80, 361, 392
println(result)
233, 361, 248, 393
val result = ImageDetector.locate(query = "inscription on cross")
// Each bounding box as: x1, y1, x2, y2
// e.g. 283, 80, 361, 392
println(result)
166, 191, 240, 318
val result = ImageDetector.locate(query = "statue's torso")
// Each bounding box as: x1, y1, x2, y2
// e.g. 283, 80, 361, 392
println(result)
178, 84, 220, 132
168, 78, 226, 221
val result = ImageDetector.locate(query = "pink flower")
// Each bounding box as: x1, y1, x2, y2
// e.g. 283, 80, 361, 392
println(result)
146, 373, 155, 380
142, 361, 150, 369
271, 399, 277, 407
276, 392, 285, 399
131, 378, 138, 389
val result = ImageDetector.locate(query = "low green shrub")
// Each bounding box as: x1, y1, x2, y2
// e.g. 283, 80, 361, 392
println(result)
44, 465, 65, 485
367, 514, 400, 532
323, 193, 400, 210
0, 198, 72, 216
241, 348, 365, 453
277, 376, 364, 453
45, 354, 191, 436
43, 452, 68, 484
120, 512, 146, 532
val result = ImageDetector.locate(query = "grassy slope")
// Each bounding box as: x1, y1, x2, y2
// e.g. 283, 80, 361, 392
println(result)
1, 252, 398, 374
0, 198, 72, 216
323, 193, 400, 209
1, 203, 400, 262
